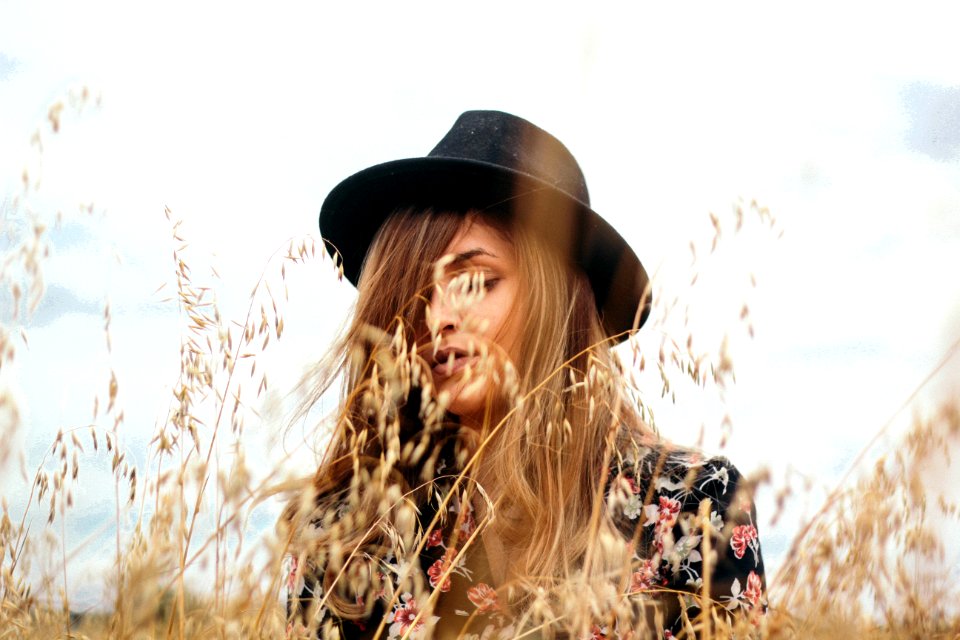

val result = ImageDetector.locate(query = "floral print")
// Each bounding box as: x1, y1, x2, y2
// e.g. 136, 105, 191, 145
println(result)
731, 524, 760, 563
386, 593, 437, 639
744, 571, 763, 608
630, 558, 660, 593
722, 570, 766, 620
287, 444, 766, 638
457, 503, 477, 538
425, 528, 444, 549
427, 554, 453, 592
610, 447, 767, 634
588, 624, 609, 639
466, 582, 499, 614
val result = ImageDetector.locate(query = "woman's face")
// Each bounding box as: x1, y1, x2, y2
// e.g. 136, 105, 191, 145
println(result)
427, 220, 522, 428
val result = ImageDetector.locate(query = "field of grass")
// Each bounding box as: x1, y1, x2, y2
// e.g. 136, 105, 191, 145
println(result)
2, 93, 959, 640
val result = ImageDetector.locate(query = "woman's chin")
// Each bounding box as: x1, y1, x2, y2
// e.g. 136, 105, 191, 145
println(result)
440, 377, 497, 428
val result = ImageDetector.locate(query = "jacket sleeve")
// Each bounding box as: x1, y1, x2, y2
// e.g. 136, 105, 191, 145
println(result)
662, 455, 766, 635
611, 450, 766, 636
694, 458, 766, 618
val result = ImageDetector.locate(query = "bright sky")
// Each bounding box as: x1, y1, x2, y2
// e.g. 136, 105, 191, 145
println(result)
2, 0, 959, 610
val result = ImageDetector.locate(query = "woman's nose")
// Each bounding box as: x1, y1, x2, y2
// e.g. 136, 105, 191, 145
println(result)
428, 283, 458, 335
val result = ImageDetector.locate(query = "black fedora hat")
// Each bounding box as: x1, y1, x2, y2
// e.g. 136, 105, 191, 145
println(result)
319, 110, 651, 337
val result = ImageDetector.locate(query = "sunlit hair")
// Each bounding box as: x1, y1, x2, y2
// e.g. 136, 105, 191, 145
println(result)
281, 206, 654, 631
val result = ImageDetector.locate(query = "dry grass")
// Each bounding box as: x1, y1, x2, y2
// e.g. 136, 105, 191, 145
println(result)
2, 94, 959, 639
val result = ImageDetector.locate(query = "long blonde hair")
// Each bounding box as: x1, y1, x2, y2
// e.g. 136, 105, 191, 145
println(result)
282, 205, 652, 625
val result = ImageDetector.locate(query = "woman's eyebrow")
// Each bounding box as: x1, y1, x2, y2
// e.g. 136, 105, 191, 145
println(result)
450, 248, 498, 265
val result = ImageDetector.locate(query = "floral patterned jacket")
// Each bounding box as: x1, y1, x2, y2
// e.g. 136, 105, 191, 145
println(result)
286, 444, 766, 639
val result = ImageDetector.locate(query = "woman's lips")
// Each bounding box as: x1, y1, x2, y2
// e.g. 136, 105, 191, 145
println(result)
432, 354, 478, 378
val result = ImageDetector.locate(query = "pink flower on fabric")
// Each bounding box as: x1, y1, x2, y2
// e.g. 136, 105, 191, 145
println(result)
744, 571, 763, 608
286, 555, 299, 592
427, 556, 452, 592
643, 497, 681, 554
730, 524, 758, 560
387, 593, 425, 638
645, 496, 682, 533
630, 559, 659, 593
374, 572, 388, 600
467, 582, 500, 613
657, 496, 681, 527
426, 528, 444, 548
459, 508, 476, 537
588, 624, 608, 639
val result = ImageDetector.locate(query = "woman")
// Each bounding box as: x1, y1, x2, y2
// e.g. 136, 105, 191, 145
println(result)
281, 111, 765, 639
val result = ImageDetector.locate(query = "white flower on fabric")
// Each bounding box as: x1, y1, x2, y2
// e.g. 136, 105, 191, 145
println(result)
643, 502, 661, 526
709, 510, 725, 532
624, 494, 644, 520
664, 534, 702, 571
698, 464, 730, 493
655, 475, 687, 492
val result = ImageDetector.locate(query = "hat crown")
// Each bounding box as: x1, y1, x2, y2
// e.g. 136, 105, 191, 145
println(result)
428, 110, 590, 205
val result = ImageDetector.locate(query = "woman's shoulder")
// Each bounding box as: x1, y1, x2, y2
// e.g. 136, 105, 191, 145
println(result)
607, 440, 756, 523
606, 438, 767, 629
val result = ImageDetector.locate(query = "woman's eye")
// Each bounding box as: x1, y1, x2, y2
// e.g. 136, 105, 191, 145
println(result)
444, 269, 499, 294
468, 271, 498, 291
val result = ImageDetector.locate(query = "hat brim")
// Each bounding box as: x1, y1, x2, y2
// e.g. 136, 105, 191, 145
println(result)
319, 157, 651, 337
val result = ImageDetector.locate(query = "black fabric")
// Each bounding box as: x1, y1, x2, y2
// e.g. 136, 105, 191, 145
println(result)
287, 444, 766, 639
